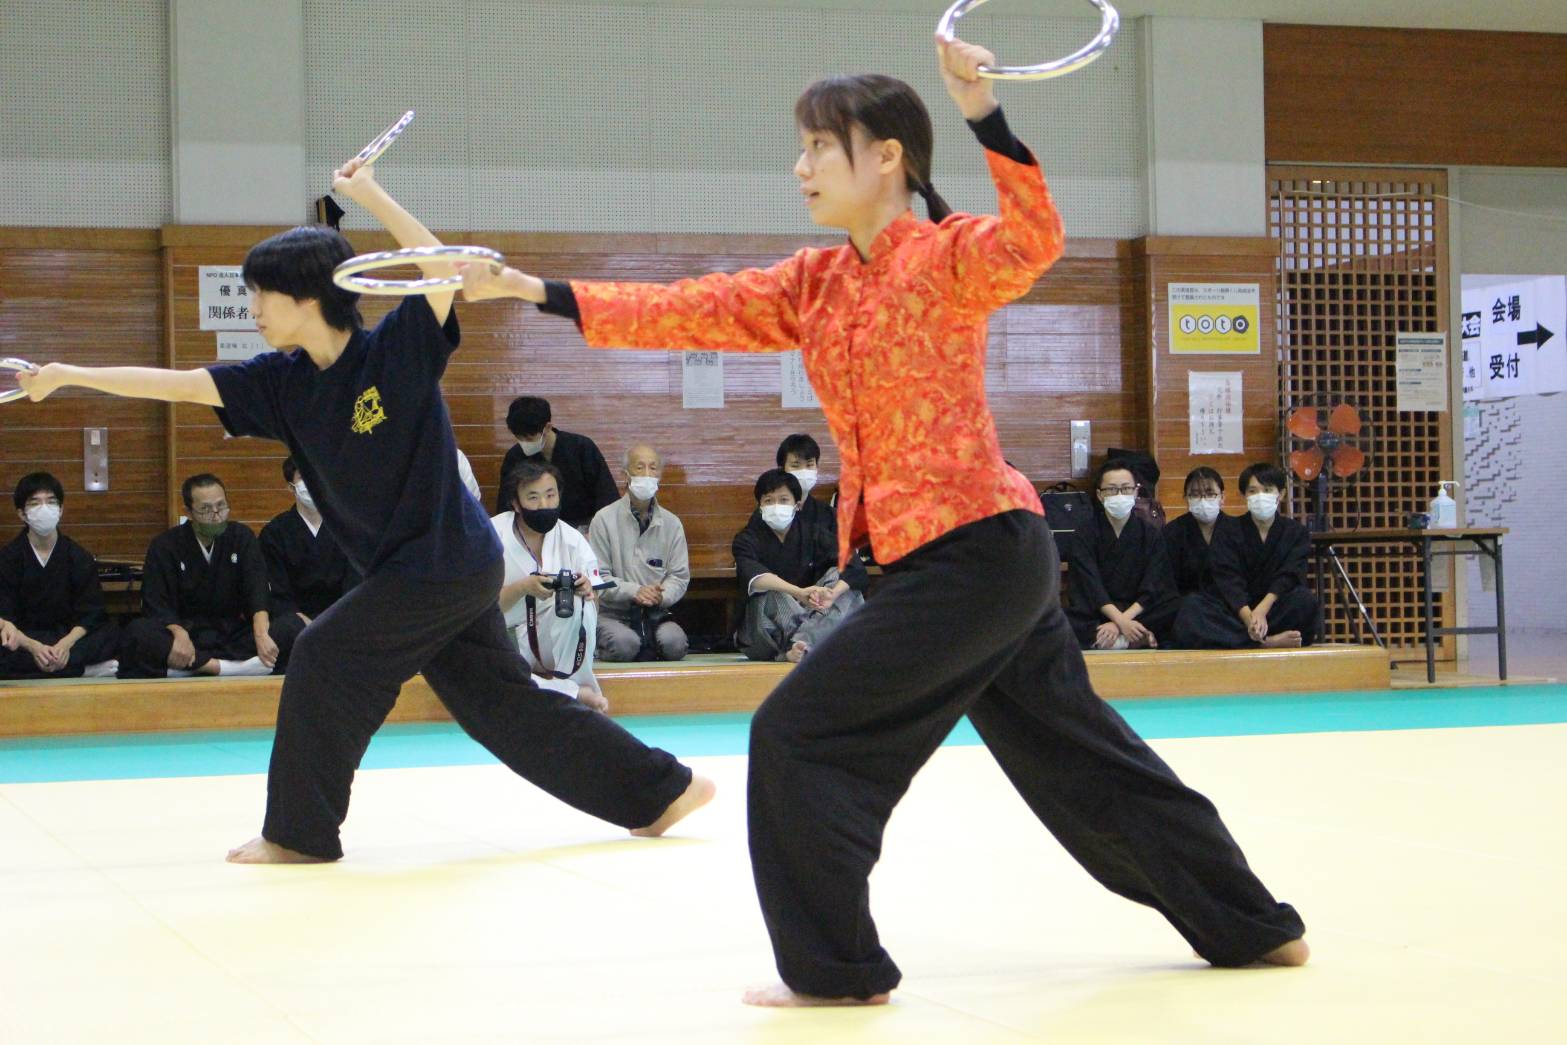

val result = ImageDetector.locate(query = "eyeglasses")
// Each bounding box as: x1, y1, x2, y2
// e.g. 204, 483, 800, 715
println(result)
1098, 484, 1138, 496
190, 504, 229, 520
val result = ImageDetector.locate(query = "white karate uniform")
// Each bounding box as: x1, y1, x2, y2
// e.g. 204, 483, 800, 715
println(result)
455, 449, 482, 503
492, 511, 602, 699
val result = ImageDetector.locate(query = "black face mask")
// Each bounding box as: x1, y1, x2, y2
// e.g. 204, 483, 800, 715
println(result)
519, 507, 560, 534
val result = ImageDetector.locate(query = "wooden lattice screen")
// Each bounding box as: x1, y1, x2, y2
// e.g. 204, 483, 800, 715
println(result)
1268, 166, 1454, 654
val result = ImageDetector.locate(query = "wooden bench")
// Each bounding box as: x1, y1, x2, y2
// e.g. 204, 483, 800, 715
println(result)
0, 644, 1388, 738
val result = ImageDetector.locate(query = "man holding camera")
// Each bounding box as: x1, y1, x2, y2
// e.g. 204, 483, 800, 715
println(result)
493, 461, 606, 709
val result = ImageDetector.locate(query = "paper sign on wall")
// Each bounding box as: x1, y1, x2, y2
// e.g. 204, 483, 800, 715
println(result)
1395, 332, 1449, 413
1169, 284, 1260, 355
1461, 275, 1565, 400
198, 267, 256, 331
681, 351, 725, 409
781, 351, 819, 409
1189, 371, 1243, 454
216, 333, 271, 361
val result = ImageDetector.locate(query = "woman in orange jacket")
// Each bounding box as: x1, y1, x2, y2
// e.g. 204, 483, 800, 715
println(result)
464, 33, 1308, 1007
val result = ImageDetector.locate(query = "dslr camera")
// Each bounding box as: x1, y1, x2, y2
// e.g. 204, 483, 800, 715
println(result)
538, 569, 580, 619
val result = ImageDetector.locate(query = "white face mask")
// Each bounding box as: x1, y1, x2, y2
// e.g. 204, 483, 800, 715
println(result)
760, 504, 796, 533
1101, 494, 1135, 521
25, 503, 61, 537
1187, 497, 1221, 524
519, 436, 545, 456
627, 476, 659, 502
294, 481, 315, 512
1247, 491, 1280, 522
788, 468, 818, 497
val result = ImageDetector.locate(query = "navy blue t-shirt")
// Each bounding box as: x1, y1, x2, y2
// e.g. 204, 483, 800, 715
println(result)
208, 298, 500, 580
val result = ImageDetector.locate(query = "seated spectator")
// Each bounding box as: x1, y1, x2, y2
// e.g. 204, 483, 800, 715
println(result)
119, 474, 282, 678
589, 444, 691, 662
455, 448, 482, 503
494, 396, 618, 529
259, 458, 356, 670
1173, 462, 1321, 649
1064, 458, 1179, 650
0, 472, 120, 679
493, 461, 607, 709
1162, 466, 1238, 597
733, 468, 867, 662
775, 432, 836, 517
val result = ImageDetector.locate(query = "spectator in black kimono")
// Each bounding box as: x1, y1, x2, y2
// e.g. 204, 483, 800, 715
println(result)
1173, 462, 1320, 649
260, 457, 356, 671
1064, 458, 1178, 650
0, 472, 120, 679
119, 474, 284, 677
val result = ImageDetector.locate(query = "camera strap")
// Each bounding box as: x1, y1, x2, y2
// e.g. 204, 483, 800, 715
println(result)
524, 595, 587, 680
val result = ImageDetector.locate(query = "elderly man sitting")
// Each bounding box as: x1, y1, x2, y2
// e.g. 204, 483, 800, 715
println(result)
588, 444, 692, 662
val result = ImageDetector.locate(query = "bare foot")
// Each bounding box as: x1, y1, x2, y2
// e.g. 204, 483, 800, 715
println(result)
225, 836, 330, 864
742, 982, 891, 1007
630, 774, 716, 838
784, 640, 810, 664
578, 686, 609, 713
1259, 937, 1310, 966
1261, 631, 1303, 649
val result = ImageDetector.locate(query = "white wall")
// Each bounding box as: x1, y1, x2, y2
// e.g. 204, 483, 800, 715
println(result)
1454, 169, 1567, 635
1141, 16, 1267, 236
0, 0, 170, 227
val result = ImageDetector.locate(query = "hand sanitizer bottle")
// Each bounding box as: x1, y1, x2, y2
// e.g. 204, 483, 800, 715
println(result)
1429, 481, 1459, 529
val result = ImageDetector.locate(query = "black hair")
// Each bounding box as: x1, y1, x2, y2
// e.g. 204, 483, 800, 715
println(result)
242, 226, 363, 332
13, 471, 64, 509
506, 396, 552, 438
775, 433, 821, 468
1239, 462, 1288, 494
754, 468, 802, 504
181, 473, 227, 510
1093, 458, 1139, 492
282, 457, 298, 484
795, 74, 953, 222
1183, 466, 1224, 496
502, 460, 564, 509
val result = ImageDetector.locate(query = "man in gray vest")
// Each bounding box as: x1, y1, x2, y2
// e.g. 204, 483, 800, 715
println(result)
588, 445, 691, 661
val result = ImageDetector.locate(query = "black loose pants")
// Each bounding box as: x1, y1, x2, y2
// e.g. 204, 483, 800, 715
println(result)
747, 511, 1304, 998
261, 560, 691, 860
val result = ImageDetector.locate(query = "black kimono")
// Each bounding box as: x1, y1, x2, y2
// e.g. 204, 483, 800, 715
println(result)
732, 503, 868, 597
1162, 511, 1240, 597
119, 521, 282, 677
495, 428, 619, 527
0, 530, 120, 679
1063, 510, 1179, 649
259, 507, 357, 668
1173, 513, 1320, 648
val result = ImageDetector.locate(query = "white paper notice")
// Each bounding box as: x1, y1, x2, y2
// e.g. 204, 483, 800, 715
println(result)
681, 351, 725, 409
216, 333, 272, 361
781, 351, 819, 409
1188, 371, 1243, 454
1395, 331, 1449, 412
198, 267, 256, 331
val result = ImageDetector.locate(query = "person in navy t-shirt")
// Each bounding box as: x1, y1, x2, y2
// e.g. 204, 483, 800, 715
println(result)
17, 153, 713, 864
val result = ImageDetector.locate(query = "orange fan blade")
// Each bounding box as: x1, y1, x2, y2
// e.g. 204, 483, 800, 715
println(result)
1327, 402, 1363, 436
1331, 445, 1366, 478
1287, 408, 1321, 441
1290, 447, 1324, 481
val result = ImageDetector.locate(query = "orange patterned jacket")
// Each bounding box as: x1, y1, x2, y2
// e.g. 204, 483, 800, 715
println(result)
571, 144, 1065, 568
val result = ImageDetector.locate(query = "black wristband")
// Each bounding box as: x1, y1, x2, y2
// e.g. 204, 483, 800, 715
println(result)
535, 279, 581, 321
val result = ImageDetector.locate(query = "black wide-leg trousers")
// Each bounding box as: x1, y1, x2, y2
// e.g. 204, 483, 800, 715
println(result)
261, 559, 692, 860
747, 511, 1304, 998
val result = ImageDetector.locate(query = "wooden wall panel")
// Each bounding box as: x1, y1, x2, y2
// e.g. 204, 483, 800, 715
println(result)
1136, 237, 1282, 510
1264, 24, 1567, 167
165, 228, 1148, 570
0, 229, 166, 562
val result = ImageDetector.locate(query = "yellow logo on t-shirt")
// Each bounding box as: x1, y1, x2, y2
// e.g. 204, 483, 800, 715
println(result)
351, 386, 387, 435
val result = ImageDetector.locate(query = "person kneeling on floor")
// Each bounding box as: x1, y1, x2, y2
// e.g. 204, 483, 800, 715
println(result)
493, 461, 607, 710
